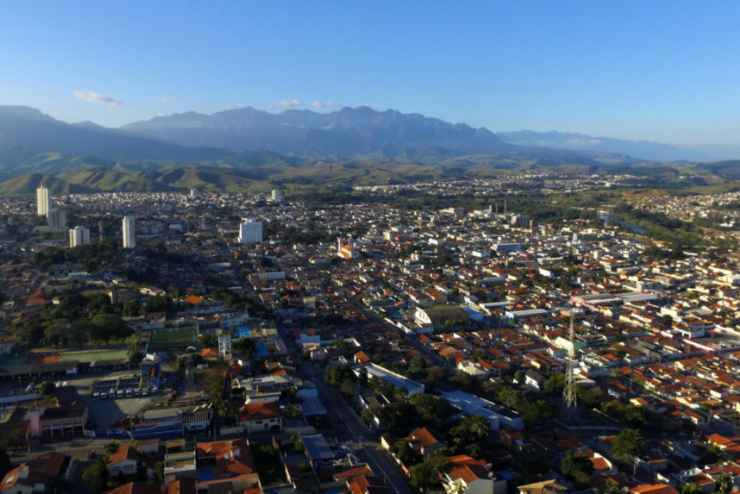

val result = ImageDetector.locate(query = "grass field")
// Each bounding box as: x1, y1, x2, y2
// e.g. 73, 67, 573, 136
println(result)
58, 348, 128, 363
148, 326, 198, 351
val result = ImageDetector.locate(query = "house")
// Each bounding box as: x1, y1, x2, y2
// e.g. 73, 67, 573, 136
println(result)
302, 434, 335, 478
107, 445, 143, 477
440, 455, 506, 494
361, 363, 425, 396
194, 439, 262, 493
105, 482, 159, 494
524, 370, 545, 391
334, 465, 392, 494
26, 398, 88, 440
407, 427, 443, 457
240, 401, 282, 433
0, 453, 67, 494
706, 434, 740, 456
354, 351, 371, 365
163, 479, 196, 494
517, 479, 568, 494
629, 484, 679, 494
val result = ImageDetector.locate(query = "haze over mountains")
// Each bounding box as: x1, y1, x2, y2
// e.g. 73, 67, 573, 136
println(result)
122, 106, 519, 158
498, 130, 720, 162
1, 104, 735, 168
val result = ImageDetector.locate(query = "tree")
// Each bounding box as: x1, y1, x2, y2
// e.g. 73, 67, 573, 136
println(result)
377, 401, 420, 437
613, 429, 643, 462
409, 394, 455, 430
90, 313, 131, 341
203, 364, 229, 416
392, 440, 422, 466
409, 456, 445, 493
104, 442, 120, 455
82, 458, 108, 493
127, 334, 143, 364
680, 484, 701, 494
544, 374, 565, 394
716, 474, 733, 494
38, 381, 56, 396
449, 416, 490, 455
560, 451, 593, 487
339, 378, 355, 397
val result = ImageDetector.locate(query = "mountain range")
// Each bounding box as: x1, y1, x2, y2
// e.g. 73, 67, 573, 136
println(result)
122, 105, 519, 159
497, 130, 720, 162
0, 104, 739, 194
1, 104, 736, 166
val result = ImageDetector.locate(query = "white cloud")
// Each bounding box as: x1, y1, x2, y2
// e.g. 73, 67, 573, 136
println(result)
73, 89, 123, 108
272, 98, 303, 110
310, 100, 336, 110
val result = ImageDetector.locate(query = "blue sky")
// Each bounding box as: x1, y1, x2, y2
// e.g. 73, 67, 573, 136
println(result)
2, 1, 740, 145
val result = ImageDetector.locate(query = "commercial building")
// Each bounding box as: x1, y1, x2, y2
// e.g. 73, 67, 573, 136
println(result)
68, 225, 91, 248
122, 215, 136, 249
238, 218, 263, 244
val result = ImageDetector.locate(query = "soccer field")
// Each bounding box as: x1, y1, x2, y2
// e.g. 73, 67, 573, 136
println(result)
148, 326, 198, 351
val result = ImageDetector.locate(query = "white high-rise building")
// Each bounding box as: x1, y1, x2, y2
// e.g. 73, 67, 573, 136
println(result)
271, 189, 284, 203
36, 185, 50, 216
218, 333, 232, 361
47, 209, 67, 232
68, 226, 91, 248
122, 215, 136, 249
238, 218, 263, 244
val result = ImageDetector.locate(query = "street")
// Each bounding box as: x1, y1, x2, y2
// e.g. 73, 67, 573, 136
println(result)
300, 361, 413, 494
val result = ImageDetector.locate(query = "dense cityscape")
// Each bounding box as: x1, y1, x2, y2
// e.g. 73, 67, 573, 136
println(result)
0, 173, 738, 494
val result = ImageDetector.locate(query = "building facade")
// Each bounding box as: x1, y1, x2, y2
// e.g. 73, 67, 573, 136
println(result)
122, 215, 136, 249
68, 226, 91, 248
238, 218, 263, 244
36, 185, 50, 216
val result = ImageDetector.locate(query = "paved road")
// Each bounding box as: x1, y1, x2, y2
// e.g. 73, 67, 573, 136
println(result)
300, 361, 412, 494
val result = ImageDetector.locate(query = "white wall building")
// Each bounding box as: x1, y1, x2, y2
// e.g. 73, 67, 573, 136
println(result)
271, 189, 284, 203
36, 185, 50, 216
68, 226, 91, 248
238, 218, 263, 244
122, 215, 136, 249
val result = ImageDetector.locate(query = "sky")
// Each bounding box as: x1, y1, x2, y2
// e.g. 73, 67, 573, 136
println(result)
2, 1, 740, 146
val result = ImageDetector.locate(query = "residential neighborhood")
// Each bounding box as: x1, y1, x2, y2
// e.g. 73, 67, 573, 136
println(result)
0, 175, 739, 494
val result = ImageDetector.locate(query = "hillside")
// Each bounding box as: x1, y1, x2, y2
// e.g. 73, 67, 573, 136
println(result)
0, 106, 230, 166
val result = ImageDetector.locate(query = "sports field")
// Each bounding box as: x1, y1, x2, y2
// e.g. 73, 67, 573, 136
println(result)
148, 326, 198, 351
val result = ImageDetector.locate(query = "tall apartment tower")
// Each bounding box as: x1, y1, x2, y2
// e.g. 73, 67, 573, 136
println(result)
238, 218, 263, 244
271, 189, 284, 203
47, 209, 67, 232
122, 215, 136, 249
36, 185, 50, 216
68, 226, 91, 248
